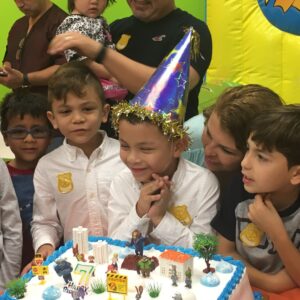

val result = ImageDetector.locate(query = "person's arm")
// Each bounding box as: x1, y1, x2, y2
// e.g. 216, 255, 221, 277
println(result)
217, 234, 297, 292
248, 195, 300, 287
31, 161, 63, 254
0, 63, 60, 89
48, 32, 200, 94
0, 161, 22, 290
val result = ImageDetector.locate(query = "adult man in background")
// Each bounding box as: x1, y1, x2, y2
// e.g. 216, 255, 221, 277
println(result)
49, 0, 212, 120
0, 0, 67, 96
110, 0, 212, 120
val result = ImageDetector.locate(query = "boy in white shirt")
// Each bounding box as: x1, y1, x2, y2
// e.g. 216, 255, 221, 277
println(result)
31, 61, 125, 261
108, 30, 219, 248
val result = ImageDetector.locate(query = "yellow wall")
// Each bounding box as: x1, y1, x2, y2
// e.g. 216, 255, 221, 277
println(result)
207, 0, 300, 104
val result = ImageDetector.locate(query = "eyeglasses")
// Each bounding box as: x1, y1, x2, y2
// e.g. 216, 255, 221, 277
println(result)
16, 37, 25, 61
4, 126, 50, 139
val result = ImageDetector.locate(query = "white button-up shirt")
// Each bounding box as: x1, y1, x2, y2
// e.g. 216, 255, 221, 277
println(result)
0, 159, 22, 289
108, 158, 219, 248
31, 132, 125, 251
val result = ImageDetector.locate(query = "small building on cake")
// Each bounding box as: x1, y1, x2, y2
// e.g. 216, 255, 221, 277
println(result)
73, 226, 88, 255
93, 241, 108, 264
159, 249, 193, 282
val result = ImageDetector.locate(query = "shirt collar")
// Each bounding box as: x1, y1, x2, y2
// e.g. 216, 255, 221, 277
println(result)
63, 130, 108, 162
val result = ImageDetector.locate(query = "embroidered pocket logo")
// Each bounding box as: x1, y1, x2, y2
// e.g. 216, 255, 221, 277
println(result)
168, 204, 192, 226
57, 172, 73, 193
116, 34, 131, 50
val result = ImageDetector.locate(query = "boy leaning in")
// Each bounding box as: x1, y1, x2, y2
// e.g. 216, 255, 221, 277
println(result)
108, 30, 219, 248
219, 105, 300, 292
0, 92, 51, 268
30, 61, 125, 262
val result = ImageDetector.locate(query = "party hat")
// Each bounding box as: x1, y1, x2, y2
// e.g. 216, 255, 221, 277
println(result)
112, 28, 193, 140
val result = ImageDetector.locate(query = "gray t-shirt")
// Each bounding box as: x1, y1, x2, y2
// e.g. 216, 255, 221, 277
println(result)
235, 197, 300, 273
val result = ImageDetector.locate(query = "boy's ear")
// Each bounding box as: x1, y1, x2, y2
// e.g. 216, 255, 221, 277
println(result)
290, 165, 300, 185
47, 111, 58, 129
101, 104, 110, 124
173, 136, 188, 158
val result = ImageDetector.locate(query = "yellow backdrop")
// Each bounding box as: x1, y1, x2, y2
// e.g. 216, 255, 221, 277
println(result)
206, 0, 300, 104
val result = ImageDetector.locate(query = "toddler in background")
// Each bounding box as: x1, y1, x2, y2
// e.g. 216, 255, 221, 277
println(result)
56, 0, 127, 101
0, 92, 51, 268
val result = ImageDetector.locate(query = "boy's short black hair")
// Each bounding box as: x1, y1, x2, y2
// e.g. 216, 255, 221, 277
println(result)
250, 104, 300, 168
48, 61, 105, 107
68, 0, 116, 13
0, 91, 49, 133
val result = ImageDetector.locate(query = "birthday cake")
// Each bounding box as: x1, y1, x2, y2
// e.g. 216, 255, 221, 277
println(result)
3, 235, 253, 300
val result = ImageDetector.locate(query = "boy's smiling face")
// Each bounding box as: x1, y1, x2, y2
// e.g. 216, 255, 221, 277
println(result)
4, 114, 51, 169
118, 119, 182, 183
47, 85, 109, 156
241, 136, 297, 201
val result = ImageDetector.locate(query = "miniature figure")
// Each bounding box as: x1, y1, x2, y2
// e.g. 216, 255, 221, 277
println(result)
54, 259, 73, 284
6, 278, 27, 299
170, 265, 178, 286
72, 244, 86, 262
185, 267, 192, 288
137, 257, 155, 277
107, 253, 119, 273
172, 293, 183, 300
193, 233, 217, 273
135, 285, 143, 300
126, 229, 145, 256
88, 255, 95, 263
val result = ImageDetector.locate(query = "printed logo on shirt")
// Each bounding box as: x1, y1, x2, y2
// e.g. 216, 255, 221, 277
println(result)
57, 172, 73, 193
152, 35, 166, 42
168, 204, 192, 226
116, 34, 131, 50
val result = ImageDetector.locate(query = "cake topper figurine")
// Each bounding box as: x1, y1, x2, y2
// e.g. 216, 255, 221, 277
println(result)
185, 267, 192, 288
112, 28, 194, 147
5, 278, 27, 299
193, 233, 217, 273
135, 285, 143, 300
170, 265, 178, 286
107, 253, 119, 273
54, 259, 73, 284
126, 229, 146, 256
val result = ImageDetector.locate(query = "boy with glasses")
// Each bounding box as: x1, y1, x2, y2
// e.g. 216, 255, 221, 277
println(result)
0, 91, 51, 268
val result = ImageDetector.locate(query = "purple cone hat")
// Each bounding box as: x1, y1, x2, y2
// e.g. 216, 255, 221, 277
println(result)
112, 28, 193, 141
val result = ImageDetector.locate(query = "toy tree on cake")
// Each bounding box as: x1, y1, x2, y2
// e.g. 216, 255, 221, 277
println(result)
193, 233, 217, 273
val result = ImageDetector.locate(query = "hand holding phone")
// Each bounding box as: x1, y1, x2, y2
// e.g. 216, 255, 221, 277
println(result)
0, 71, 8, 77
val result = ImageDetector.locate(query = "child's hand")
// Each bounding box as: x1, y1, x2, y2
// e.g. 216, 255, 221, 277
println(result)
147, 174, 172, 226
248, 194, 284, 240
37, 244, 55, 259
136, 177, 165, 217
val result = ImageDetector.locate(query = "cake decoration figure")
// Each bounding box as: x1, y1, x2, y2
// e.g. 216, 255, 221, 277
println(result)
107, 253, 119, 273
135, 285, 143, 300
170, 265, 178, 286
185, 267, 192, 288
147, 283, 161, 298
172, 293, 183, 300
137, 257, 155, 278
54, 259, 73, 284
126, 229, 146, 256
